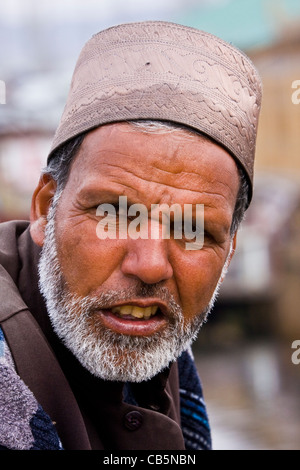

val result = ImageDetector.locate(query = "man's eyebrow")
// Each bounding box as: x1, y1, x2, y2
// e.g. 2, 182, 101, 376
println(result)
76, 187, 116, 203
76, 187, 138, 207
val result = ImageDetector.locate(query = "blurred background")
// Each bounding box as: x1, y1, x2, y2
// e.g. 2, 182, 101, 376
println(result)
1, 0, 300, 450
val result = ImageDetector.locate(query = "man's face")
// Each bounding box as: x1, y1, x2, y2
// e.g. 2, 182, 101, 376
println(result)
36, 123, 240, 381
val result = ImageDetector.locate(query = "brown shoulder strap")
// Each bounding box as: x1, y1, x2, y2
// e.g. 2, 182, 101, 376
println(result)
0, 269, 91, 449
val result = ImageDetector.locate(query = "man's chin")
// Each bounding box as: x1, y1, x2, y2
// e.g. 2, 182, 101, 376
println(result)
56, 323, 191, 383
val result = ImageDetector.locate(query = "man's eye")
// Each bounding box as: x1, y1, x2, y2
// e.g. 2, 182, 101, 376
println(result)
116, 205, 128, 217
93, 202, 119, 213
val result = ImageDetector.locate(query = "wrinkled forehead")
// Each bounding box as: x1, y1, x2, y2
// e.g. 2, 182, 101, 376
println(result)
67, 123, 240, 207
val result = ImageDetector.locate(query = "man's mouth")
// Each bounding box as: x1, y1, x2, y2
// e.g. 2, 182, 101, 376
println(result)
96, 302, 168, 336
111, 304, 159, 320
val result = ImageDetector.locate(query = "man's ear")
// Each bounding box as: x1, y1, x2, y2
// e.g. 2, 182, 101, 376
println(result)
30, 174, 57, 247
220, 232, 237, 283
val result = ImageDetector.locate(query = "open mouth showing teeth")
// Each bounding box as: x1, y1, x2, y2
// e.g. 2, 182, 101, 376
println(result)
111, 305, 159, 320
98, 304, 167, 336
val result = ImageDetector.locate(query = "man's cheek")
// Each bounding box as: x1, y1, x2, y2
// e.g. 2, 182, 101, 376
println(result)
178, 265, 221, 319
57, 236, 122, 294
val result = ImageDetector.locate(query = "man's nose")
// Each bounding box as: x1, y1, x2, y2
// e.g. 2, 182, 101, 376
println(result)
121, 237, 173, 285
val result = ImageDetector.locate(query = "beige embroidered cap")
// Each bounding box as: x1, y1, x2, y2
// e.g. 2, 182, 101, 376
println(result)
48, 21, 262, 203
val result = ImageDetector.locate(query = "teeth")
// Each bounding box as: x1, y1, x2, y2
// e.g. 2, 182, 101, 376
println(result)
143, 307, 152, 320
111, 305, 133, 316
111, 305, 158, 319
151, 306, 158, 315
132, 307, 145, 319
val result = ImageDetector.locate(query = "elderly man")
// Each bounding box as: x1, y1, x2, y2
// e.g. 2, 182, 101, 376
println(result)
0, 21, 261, 450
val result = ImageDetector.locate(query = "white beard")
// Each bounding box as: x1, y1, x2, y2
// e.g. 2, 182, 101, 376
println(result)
38, 195, 223, 382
